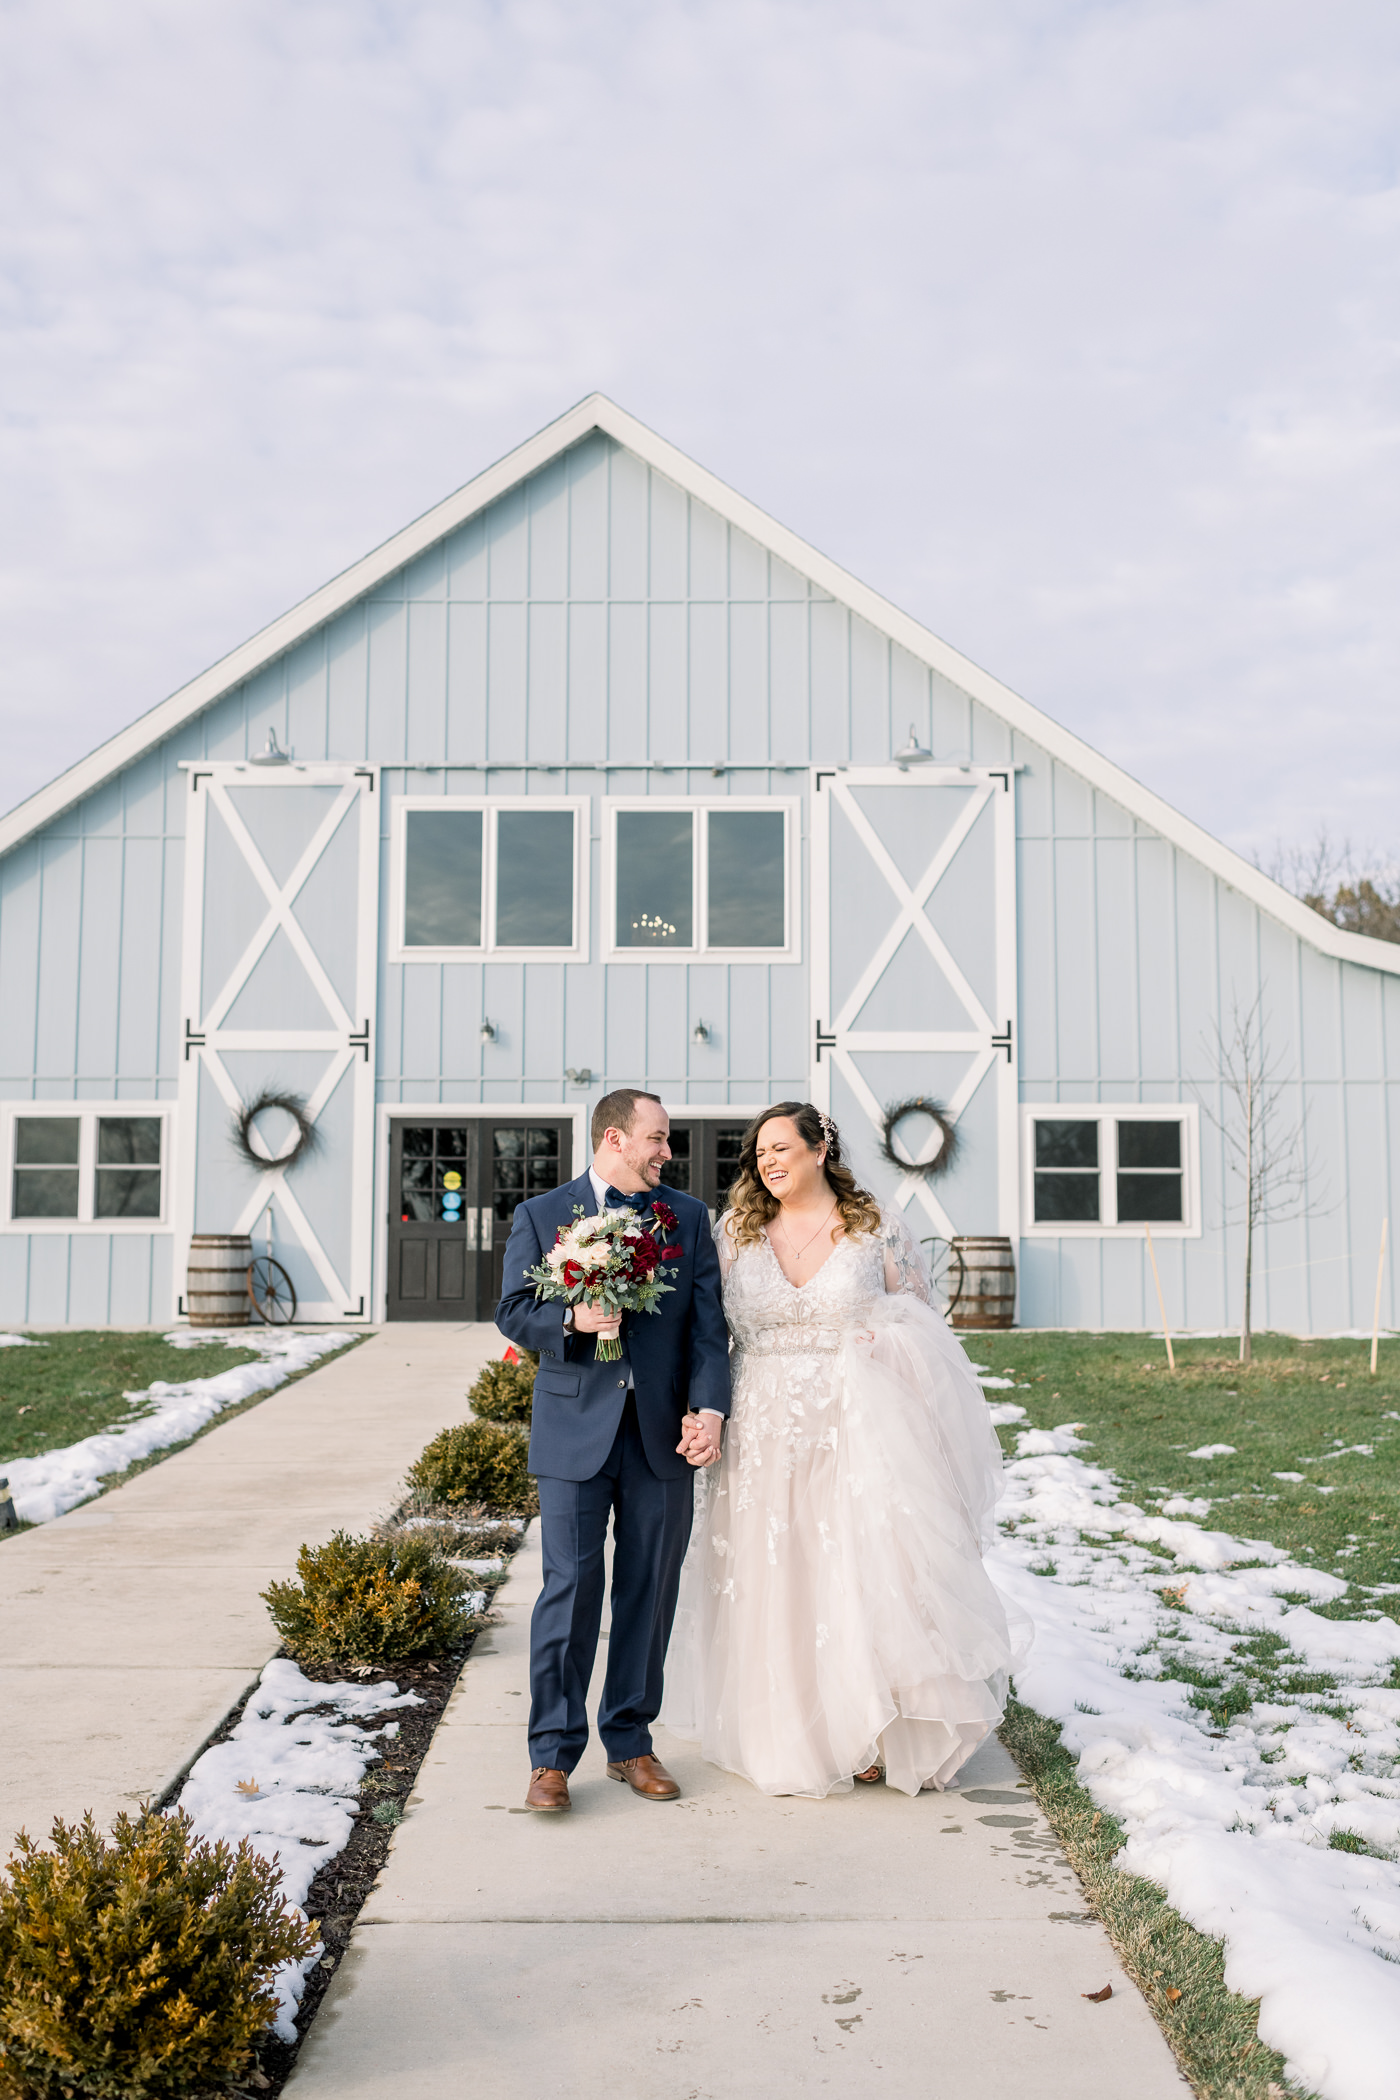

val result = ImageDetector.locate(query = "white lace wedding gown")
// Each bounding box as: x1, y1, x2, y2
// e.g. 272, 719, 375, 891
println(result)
662, 1211, 1030, 1798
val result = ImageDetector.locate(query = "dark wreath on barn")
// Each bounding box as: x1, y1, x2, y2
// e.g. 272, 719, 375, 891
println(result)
878, 1097, 959, 1179
232, 1089, 320, 1172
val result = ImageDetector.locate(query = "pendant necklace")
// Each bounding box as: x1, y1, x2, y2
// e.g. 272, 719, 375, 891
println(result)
773, 1202, 837, 1264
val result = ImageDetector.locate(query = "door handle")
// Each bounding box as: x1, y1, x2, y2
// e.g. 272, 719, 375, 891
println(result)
478, 1208, 494, 1251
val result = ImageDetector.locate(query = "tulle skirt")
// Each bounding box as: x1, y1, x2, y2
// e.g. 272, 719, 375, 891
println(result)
662, 1294, 1032, 1798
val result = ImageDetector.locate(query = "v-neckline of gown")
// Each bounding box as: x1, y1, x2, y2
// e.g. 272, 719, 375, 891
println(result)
761, 1226, 845, 1293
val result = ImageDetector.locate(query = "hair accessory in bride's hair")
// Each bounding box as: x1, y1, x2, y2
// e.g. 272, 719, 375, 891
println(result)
817, 1109, 836, 1149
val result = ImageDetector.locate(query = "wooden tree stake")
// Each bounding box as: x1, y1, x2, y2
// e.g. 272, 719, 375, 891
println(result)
1371, 1216, 1388, 1377
1145, 1224, 1176, 1372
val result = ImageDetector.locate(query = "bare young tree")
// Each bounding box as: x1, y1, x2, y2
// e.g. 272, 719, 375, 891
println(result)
1199, 994, 1317, 1364
1257, 829, 1400, 945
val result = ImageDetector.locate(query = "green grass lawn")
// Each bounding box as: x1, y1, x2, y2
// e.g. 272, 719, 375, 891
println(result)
0, 1331, 266, 1467
981, 1330, 1400, 1617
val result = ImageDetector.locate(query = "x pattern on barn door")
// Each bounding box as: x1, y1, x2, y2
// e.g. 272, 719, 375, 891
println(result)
174, 765, 379, 1321
811, 766, 1019, 1241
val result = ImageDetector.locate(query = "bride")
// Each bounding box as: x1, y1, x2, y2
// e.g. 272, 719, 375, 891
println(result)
664, 1100, 1030, 1799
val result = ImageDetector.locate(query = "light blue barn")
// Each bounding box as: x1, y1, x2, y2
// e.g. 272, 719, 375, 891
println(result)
1, 395, 1396, 1333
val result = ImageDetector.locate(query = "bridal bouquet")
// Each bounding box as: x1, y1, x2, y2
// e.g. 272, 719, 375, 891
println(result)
526, 1200, 683, 1361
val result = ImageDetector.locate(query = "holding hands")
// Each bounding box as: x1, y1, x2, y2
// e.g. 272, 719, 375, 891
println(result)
678, 1410, 723, 1468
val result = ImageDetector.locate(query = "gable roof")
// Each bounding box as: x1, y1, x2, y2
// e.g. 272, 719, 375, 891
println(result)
3, 392, 1396, 978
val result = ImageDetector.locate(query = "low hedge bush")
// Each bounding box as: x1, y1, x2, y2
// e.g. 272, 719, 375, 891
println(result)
406, 1418, 535, 1515
0, 1807, 315, 2100
468, 1350, 536, 1424
262, 1529, 474, 1668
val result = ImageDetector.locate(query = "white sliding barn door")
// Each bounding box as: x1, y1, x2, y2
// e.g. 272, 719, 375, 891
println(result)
811, 766, 1019, 1242
174, 765, 379, 1321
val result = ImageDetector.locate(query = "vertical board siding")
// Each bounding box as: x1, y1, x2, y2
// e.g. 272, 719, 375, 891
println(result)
3, 430, 1398, 1327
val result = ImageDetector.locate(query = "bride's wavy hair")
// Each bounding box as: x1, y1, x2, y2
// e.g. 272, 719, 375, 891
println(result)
726, 1101, 882, 1249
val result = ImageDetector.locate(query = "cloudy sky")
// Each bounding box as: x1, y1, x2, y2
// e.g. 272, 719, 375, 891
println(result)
2, 0, 1397, 862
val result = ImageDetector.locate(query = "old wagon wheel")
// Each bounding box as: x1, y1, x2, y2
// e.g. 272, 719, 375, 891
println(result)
920, 1237, 966, 1315
247, 1255, 297, 1325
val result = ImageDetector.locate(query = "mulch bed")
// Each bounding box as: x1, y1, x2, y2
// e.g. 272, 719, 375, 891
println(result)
170, 1517, 529, 2099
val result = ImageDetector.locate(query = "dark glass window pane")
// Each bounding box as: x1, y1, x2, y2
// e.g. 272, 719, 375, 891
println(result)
15, 1117, 80, 1165
1117, 1121, 1181, 1170
527, 1128, 559, 1159
1034, 1120, 1098, 1170
706, 810, 786, 947
13, 1168, 80, 1217
660, 1125, 692, 1192
401, 1159, 433, 1193
494, 1129, 524, 1159
1033, 1171, 1101, 1223
616, 810, 693, 946
402, 1126, 435, 1157
437, 1127, 468, 1159
405, 811, 482, 947
715, 1126, 746, 1183
97, 1117, 161, 1166
496, 811, 575, 947
1117, 1173, 1184, 1223
95, 1168, 162, 1218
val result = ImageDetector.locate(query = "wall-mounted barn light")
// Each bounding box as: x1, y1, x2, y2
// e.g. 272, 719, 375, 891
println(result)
893, 724, 932, 768
250, 727, 291, 766
565, 1067, 593, 1087
691, 1020, 711, 1045
479, 1019, 497, 1043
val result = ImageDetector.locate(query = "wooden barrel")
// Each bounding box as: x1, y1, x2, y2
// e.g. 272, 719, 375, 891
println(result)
949, 1236, 1016, 1329
187, 1234, 253, 1326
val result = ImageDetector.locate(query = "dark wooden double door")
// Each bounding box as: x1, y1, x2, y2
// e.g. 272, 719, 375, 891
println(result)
387, 1118, 574, 1321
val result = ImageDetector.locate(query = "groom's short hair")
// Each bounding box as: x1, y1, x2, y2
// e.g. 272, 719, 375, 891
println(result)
591, 1088, 664, 1152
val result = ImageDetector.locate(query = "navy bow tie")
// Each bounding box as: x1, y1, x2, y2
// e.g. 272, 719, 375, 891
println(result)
604, 1186, 650, 1213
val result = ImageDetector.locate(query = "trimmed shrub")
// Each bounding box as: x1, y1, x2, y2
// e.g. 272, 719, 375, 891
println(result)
0, 1807, 315, 2100
468, 1350, 536, 1424
406, 1418, 535, 1515
262, 1529, 474, 1669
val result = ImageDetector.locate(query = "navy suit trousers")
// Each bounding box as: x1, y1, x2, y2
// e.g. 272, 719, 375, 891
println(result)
528, 1397, 694, 1772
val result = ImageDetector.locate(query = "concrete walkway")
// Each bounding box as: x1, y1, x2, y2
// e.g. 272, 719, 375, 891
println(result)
291, 1526, 1188, 2098
1, 1323, 498, 1846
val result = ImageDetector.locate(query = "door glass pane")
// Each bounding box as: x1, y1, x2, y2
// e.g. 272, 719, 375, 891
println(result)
1117, 1121, 1181, 1169
15, 1117, 80, 1165
706, 810, 785, 947
1117, 1172, 1184, 1222
399, 1126, 470, 1223
97, 1118, 161, 1166
715, 1124, 746, 1204
616, 810, 693, 946
95, 1169, 161, 1218
493, 1125, 564, 1225
405, 810, 483, 947
1033, 1172, 1101, 1222
12, 1168, 80, 1218
659, 1125, 692, 1192
495, 811, 575, 947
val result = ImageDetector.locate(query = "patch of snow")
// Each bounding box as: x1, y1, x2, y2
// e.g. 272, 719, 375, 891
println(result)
174, 1658, 423, 2040
986, 1401, 1028, 1427
1160, 1496, 1212, 1519
1187, 1443, 1237, 1459
993, 1424, 1400, 2100
977, 1375, 1016, 1388
0, 1333, 44, 1346
1274, 1472, 1306, 1482
6, 1330, 349, 1525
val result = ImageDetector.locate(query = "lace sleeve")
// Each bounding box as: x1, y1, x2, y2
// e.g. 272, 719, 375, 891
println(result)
714, 1209, 740, 1281
880, 1208, 933, 1303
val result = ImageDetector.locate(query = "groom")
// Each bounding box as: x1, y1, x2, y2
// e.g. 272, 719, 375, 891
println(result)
496, 1088, 730, 1812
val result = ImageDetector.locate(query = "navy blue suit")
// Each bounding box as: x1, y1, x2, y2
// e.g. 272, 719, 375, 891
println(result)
496, 1174, 730, 1771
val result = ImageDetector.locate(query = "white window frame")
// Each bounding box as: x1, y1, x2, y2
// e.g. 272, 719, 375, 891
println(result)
1, 1103, 173, 1233
1020, 1103, 1201, 1238
602, 798, 801, 964
390, 797, 590, 964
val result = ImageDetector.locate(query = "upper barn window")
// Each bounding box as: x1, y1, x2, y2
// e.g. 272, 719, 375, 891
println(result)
1021, 1106, 1199, 1236
605, 800, 798, 960
395, 800, 588, 961
4, 1109, 168, 1229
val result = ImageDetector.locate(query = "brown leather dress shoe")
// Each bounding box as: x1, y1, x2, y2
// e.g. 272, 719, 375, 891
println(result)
525, 1767, 571, 1811
606, 1753, 681, 1801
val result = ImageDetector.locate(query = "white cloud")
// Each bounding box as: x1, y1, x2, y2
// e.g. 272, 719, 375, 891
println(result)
0, 0, 1397, 856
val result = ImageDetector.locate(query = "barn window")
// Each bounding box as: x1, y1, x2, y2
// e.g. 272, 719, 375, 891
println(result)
396, 799, 587, 959
6, 1110, 167, 1228
608, 800, 796, 957
1023, 1107, 1196, 1235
